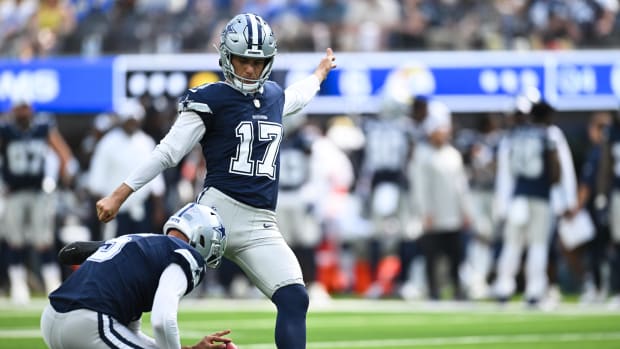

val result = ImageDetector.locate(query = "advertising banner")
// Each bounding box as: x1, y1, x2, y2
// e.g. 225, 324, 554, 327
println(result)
120, 50, 620, 114
0, 57, 115, 113
2, 51, 619, 114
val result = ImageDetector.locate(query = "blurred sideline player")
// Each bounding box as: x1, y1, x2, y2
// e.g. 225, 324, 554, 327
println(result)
493, 98, 561, 305
276, 114, 330, 301
545, 96, 578, 305
563, 111, 612, 304
95, 13, 337, 349
308, 117, 359, 295
409, 96, 430, 141
356, 106, 416, 298
398, 96, 430, 300
459, 113, 503, 300
607, 109, 620, 308
0, 97, 76, 304
41, 203, 232, 349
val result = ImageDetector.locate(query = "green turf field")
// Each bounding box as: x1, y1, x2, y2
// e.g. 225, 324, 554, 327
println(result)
1, 298, 619, 348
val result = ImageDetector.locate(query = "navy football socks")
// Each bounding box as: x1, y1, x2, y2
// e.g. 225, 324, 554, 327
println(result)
271, 283, 309, 349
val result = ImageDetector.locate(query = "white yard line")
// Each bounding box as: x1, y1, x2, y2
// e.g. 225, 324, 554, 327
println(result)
220, 332, 620, 349
3, 328, 620, 348
0, 329, 42, 338
1, 297, 618, 315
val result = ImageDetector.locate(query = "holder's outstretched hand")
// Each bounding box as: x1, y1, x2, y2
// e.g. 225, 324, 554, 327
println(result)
183, 329, 234, 349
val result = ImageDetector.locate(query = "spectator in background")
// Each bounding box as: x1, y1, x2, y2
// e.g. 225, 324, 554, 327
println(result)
102, 0, 147, 53
240, 0, 281, 19
340, 0, 400, 51
0, 0, 38, 57
62, 0, 112, 56
0, 97, 76, 304
179, 0, 221, 53
311, 0, 347, 51
528, 0, 580, 49
422, 0, 482, 50
33, 0, 76, 56
267, 0, 317, 51
88, 99, 166, 239
479, 0, 531, 50
388, 0, 429, 50
411, 101, 471, 300
565, 0, 619, 48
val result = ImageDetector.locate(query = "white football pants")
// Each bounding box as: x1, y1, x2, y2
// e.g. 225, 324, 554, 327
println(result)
41, 304, 157, 349
197, 187, 304, 298
494, 197, 552, 300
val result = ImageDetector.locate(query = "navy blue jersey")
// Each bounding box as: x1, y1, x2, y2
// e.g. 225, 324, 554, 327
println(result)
279, 130, 312, 192
361, 118, 411, 187
49, 234, 205, 325
0, 118, 51, 191
180, 81, 285, 210
508, 124, 556, 199
455, 126, 502, 190
609, 123, 620, 190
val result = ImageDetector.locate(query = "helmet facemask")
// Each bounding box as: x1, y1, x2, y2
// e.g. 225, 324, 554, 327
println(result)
188, 225, 226, 269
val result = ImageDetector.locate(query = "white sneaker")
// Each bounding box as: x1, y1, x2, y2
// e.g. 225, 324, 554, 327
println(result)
579, 284, 598, 305
308, 282, 331, 306
364, 282, 384, 299
546, 285, 562, 304
607, 295, 620, 311
8, 265, 30, 305
469, 281, 490, 300
41, 263, 62, 295
596, 289, 608, 303
399, 281, 423, 301
229, 276, 250, 299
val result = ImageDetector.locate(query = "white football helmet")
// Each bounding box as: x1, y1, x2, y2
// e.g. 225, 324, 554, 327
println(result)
219, 13, 277, 93
163, 203, 227, 268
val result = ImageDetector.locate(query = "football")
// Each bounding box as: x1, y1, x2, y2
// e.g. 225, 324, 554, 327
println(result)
226, 342, 238, 349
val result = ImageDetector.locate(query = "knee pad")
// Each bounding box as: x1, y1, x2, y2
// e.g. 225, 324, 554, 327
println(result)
272, 284, 309, 314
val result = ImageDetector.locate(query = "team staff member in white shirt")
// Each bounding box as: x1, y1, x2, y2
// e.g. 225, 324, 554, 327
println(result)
88, 99, 166, 238
411, 101, 472, 300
